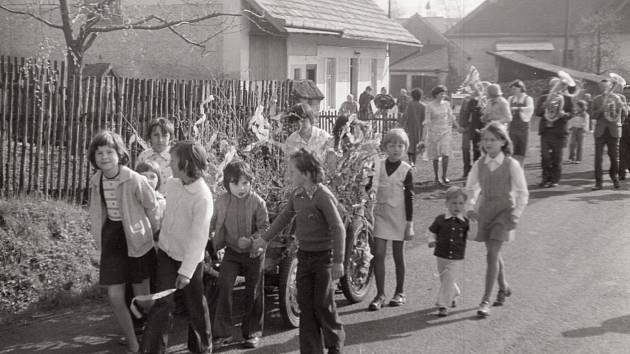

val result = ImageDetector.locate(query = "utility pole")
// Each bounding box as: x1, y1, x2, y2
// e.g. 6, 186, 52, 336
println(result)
596, 27, 602, 74
562, 0, 570, 67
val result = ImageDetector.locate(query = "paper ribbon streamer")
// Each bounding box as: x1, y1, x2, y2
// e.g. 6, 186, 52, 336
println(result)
130, 288, 176, 319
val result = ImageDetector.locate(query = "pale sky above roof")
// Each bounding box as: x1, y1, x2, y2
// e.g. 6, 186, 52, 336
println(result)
375, 0, 485, 18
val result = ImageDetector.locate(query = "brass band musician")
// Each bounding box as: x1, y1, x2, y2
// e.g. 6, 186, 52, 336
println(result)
592, 74, 628, 190
534, 72, 577, 188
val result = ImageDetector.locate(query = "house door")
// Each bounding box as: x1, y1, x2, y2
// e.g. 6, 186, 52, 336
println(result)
326, 58, 336, 109
350, 58, 359, 99
390, 75, 406, 96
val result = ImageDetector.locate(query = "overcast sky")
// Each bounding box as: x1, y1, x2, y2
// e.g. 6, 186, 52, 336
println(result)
375, 0, 485, 18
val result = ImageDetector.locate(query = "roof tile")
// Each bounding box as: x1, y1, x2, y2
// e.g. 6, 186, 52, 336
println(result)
252, 0, 420, 45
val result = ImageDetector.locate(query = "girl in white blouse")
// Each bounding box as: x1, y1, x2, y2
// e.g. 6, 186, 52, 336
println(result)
465, 122, 529, 318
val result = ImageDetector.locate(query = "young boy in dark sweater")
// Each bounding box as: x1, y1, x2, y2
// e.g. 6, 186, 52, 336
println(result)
253, 148, 346, 354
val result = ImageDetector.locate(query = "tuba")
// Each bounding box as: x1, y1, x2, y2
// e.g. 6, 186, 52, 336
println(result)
603, 72, 626, 122
543, 71, 576, 125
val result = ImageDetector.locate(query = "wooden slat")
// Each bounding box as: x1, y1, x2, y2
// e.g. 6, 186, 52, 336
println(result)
18, 57, 28, 194
64, 73, 76, 201
0, 56, 6, 195
45, 62, 58, 198
5, 58, 15, 196
56, 60, 66, 196
33, 63, 46, 194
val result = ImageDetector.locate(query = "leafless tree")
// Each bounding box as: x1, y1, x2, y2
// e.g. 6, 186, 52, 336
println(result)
576, 9, 627, 76
0, 0, 247, 76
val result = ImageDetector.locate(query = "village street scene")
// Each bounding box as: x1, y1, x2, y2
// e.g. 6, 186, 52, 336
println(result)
0, 0, 629, 353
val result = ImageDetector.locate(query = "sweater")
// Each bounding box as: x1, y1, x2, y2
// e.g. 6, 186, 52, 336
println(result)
158, 178, 213, 279
210, 191, 270, 253
89, 166, 161, 257
262, 184, 346, 263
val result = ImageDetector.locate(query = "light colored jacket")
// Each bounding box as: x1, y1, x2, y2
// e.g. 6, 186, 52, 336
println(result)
89, 166, 161, 257
158, 178, 213, 279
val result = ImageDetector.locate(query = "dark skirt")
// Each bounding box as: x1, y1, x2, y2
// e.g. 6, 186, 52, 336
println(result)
509, 123, 530, 156
99, 218, 156, 285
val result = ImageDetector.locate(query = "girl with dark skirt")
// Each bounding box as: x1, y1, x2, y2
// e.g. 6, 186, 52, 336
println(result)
88, 131, 162, 353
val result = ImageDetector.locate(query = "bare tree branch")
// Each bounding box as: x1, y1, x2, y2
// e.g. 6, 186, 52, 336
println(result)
88, 12, 241, 33
242, 9, 283, 37
0, 4, 63, 29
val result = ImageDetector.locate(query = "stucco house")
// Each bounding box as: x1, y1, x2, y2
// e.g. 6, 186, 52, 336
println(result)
0, 0, 420, 111
445, 0, 630, 82
390, 13, 468, 95
244, 0, 420, 110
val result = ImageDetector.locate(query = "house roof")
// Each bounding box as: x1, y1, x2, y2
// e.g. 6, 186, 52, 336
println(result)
83, 63, 115, 77
292, 80, 324, 100
247, 0, 421, 46
390, 46, 449, 73
446, 0, 628, 36
398, 13, 450, 47
488, 51, 605, 83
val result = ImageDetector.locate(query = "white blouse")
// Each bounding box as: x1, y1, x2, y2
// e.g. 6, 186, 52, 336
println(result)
508, 95, 535, 123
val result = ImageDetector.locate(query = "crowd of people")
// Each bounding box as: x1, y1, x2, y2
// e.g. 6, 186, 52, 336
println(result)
87, 68, 628, 354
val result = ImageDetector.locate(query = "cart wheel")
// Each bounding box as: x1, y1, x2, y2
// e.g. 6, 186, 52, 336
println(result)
279, 256, 300, 328
340, 225, 374, 304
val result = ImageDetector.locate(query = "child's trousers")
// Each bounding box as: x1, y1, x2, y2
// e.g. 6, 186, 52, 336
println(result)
436, 257, 462, 308
568, 128, 585, 161
140, 249, 211, 354
296, 249, 345, 354
213, 248, 264, 339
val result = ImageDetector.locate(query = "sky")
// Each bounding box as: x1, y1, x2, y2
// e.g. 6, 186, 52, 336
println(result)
374, 0, 485, 18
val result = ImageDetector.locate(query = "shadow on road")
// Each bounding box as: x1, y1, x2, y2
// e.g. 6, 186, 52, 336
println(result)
562, 314, 630, 338
250, 307, 478, 354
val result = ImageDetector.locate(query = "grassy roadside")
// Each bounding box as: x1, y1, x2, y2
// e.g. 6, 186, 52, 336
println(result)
0, 197, 102, 325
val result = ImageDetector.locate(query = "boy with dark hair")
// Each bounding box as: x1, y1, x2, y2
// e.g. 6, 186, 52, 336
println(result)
210, 160, 269, 349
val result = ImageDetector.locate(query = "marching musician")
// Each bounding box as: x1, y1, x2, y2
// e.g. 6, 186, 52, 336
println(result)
534, 72, 576, 188
591, 76, 628, 190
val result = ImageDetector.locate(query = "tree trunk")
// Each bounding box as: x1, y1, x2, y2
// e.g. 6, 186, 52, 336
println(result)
66, 44, 84, 78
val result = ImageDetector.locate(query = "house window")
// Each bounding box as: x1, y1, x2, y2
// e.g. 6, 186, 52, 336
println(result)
294, 68, 302, 80
350, 58, 359, 99
370, 58, 378, 92
306, 64, 317, 83
326, 58, 336, 109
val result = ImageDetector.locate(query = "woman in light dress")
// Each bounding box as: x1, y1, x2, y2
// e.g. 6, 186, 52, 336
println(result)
423, 85, 460, 185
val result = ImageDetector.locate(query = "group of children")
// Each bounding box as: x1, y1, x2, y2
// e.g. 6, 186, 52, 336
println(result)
88, 108, 528, 353
366, 122, 528, 319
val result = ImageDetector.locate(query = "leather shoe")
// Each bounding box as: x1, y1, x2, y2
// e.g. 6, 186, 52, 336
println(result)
243, 336, 260, 349
592, 184, 603, 190
613, 180, 621, 189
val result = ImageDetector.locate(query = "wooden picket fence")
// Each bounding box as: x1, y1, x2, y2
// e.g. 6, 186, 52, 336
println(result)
0, 55, 294, 204
318, 110, 399, 136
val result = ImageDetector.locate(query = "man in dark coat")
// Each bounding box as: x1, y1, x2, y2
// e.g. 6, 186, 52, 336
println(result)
535, 78, 575, 188
459, 89, 484, 178
591, 79, 627, 189
358, 86, 374, 121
